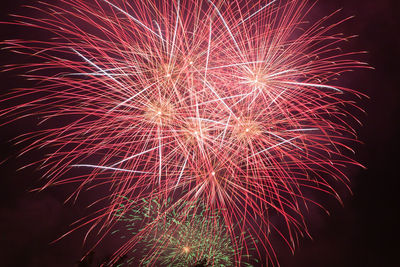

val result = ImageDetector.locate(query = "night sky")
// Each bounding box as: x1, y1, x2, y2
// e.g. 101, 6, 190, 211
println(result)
0, 0, 399, 266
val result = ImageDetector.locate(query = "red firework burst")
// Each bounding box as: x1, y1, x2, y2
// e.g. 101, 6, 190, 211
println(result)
1, 0, 369, 265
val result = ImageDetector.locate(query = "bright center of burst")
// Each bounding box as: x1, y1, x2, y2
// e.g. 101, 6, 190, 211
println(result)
211, 171, 216, 176
157, 111, 162, 115
245, 128, 250, 132
183, 246, 190, 253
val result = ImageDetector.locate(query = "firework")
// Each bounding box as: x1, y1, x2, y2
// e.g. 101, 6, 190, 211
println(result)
1, 0, 368, 265
113, 196, 256, 266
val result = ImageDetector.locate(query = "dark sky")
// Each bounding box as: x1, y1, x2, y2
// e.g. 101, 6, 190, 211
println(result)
0, 0, 399, 266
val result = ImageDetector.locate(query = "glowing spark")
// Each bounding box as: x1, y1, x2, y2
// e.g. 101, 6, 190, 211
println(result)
182, 246, 190, 253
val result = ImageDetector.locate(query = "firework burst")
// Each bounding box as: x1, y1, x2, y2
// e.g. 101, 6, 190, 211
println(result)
1, 0, 368, 265
113, 197, 256, 266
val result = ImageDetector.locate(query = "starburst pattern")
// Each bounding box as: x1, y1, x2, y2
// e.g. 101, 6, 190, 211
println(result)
1, 0, 368, 265
113, 197, 256, 266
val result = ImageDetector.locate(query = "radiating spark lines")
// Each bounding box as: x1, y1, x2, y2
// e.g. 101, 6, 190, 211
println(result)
1, 0, 369, 265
